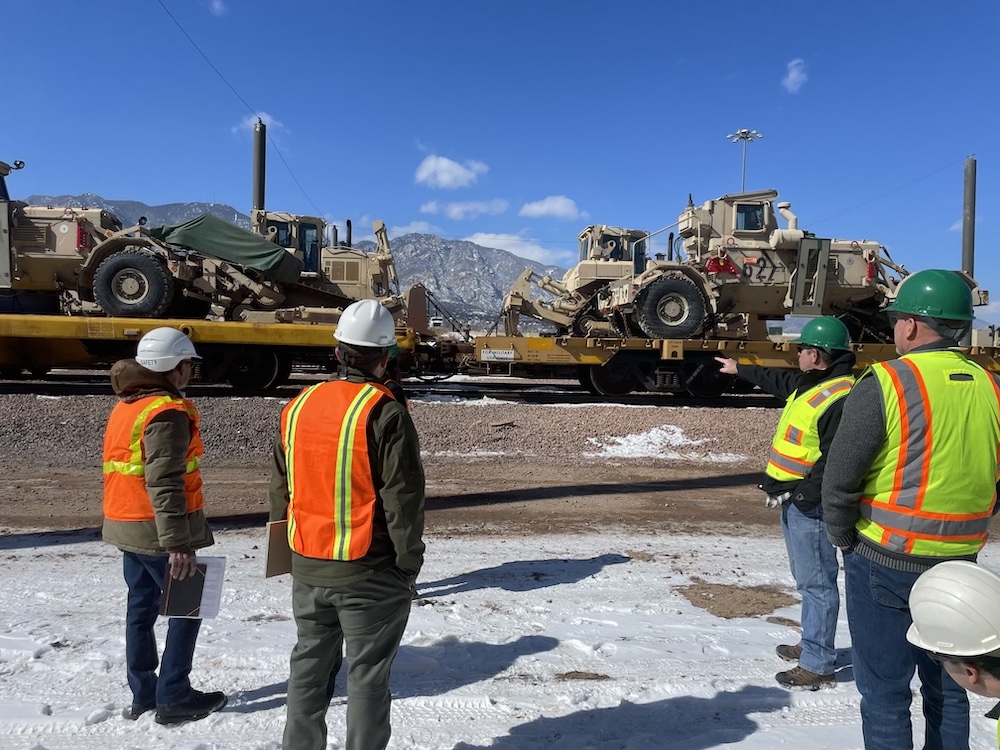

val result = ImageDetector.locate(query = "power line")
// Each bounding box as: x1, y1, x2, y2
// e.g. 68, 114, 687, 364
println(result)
153, 0, 325, 217
811, 146, 1000, 227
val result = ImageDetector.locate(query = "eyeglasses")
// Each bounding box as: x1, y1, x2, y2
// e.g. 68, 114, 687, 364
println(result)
926, 652, 953, 666
796, 345, 816, 354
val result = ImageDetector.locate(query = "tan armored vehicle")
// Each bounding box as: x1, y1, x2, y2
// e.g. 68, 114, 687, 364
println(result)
502, 189, 983, 343
0, 147, 403, 322
0, 160, 123, 314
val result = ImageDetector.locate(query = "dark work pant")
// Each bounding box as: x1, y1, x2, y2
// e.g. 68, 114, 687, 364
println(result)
845, 552, 970, 750
122, 552, 202, 707
283, 567, 413, 750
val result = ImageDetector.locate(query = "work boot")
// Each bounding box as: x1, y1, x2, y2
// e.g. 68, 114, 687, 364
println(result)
775, 643, 803, 662
775, 666, 835, 691
121, 703, 155, 720
155, 689, 228, 725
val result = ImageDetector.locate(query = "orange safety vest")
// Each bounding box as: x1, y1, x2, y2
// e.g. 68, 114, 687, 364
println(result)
857, 351, 1000, 557
103, 395, 204, 521
280, 380, 395, 561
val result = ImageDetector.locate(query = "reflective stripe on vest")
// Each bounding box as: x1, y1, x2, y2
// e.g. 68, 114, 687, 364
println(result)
765, 376, 855, 482
281, 380, 394, 561
103, 395, 204, 522
857, 351, 1000, 557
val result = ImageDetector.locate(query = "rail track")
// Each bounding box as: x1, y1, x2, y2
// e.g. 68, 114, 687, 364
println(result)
0, 370, 783, 408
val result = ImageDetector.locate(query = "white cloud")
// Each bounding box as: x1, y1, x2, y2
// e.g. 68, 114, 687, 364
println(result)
781, 59, 807, 94
231, 112, 285, 137
463, 232, 573, 266
445, 199, 509, 221
948, 216, 983, 232
519, 195, 586, 221
421, 199, 507, 219
414, 155, 488, 189
208, 0, 228, 16
389, 220, 442, 237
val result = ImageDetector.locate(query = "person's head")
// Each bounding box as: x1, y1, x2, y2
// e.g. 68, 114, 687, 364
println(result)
333, 299, 396, 378
885, 269, 974, 355
795, 316, 851, 372
907, 561, 1000, 698
135, 327, 200, 390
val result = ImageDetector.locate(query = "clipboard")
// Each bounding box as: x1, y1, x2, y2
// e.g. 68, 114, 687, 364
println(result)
266, 520, 293, 578
160, 556, 226, 619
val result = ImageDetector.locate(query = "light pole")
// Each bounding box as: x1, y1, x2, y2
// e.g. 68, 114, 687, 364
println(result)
726, 129, 763, 191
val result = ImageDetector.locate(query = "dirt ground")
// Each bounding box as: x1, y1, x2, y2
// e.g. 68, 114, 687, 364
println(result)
0, 457, 775, 536
0, 451, 792, 619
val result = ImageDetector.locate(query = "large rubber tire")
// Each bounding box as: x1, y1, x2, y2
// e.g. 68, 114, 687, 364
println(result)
578, 360, 640, 396
93, 250, 174, 317
635, 276, 707, 339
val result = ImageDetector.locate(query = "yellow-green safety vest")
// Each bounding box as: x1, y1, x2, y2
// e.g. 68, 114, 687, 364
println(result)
856, 350, 1000, 557
766, 375, 855, 482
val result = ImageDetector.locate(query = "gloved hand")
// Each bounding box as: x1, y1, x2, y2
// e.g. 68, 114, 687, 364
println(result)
765, 491, 792, 508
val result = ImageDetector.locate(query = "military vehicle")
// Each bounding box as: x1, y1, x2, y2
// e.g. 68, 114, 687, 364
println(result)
501, 189, 987, 343
0, 123, 403, 323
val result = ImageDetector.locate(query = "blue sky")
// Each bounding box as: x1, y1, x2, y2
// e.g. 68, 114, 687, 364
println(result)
6, 1, 1000, 321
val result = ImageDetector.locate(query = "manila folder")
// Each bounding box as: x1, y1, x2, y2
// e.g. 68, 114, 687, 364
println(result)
266, 520, 293, 578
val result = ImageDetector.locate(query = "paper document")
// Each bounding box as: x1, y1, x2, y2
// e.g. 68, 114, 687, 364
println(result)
266, 520, 293, 578
159, 556, 226, 619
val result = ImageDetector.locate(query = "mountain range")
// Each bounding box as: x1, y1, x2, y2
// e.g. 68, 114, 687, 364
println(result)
24, 193, 566, 327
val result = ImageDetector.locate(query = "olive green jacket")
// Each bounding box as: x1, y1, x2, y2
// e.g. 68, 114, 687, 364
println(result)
101, 359, 215, 556
269, 370, 426, 587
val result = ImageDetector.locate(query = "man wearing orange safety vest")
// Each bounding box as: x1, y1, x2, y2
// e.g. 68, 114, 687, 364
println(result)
270, 299, 425, 750
717, 316, 856, 690
102, 327, 226, 726
823, 269, 1000, 750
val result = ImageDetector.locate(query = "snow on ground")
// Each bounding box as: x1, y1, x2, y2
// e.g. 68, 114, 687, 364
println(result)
3, 529, 1000, 750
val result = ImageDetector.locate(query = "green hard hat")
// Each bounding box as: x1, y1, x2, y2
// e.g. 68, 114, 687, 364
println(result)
798, 316, 851, 352
886, 269, 974, 322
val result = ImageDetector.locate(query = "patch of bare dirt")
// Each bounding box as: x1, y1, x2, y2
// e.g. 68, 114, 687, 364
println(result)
555, 671, 612, 681
677, 575, 798, 619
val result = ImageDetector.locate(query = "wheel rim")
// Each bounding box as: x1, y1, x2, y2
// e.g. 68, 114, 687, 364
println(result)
655, 292, 689, 326
111, 269, 150, 305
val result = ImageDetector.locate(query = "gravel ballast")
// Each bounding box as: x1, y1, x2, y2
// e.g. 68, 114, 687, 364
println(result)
0, 392, 779, 470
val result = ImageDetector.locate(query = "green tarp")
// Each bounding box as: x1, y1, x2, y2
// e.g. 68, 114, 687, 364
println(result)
148, 214, 304, 284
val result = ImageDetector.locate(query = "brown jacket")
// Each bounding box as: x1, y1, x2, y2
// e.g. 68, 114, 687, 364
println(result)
101, 359, 214, 556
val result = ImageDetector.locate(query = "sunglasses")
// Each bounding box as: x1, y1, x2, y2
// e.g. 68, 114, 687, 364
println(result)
926, 652, 954, 666
796, 345, 817, 354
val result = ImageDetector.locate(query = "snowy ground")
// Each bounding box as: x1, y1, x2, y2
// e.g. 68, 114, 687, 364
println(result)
3, 529, 1000, 750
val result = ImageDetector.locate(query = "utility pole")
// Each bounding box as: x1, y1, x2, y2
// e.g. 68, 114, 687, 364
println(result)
726, 129, 763, 191
961, 155, 977, 347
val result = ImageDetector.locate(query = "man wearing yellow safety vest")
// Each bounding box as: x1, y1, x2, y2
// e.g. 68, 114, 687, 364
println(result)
270, 299, 425, 750
102, 327, 226, 725
717, 315, 856, 690
823, 269, 1000, 750
906, 561, 1000, 749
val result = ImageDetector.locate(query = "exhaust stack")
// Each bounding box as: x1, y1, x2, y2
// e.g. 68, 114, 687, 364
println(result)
251, 119, 267, 235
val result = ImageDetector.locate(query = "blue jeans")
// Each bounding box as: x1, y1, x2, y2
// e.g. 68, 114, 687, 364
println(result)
123, 552, 202, 707
780, 500, 840, 674
845, 552, 970, 750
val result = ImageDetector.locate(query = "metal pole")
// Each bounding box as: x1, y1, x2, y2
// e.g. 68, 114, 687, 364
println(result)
962, 155, 976, 279
961, 155, 976, 347
741, 140, 748, 191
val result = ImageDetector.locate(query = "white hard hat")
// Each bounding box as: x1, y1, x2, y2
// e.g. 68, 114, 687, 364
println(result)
136, 327, 201, 373
334, 299, 395, 348
906, 560, 1000, 658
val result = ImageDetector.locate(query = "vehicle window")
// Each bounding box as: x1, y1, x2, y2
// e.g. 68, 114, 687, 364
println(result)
736, 204, 765, 231
268, 221, 292, 247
